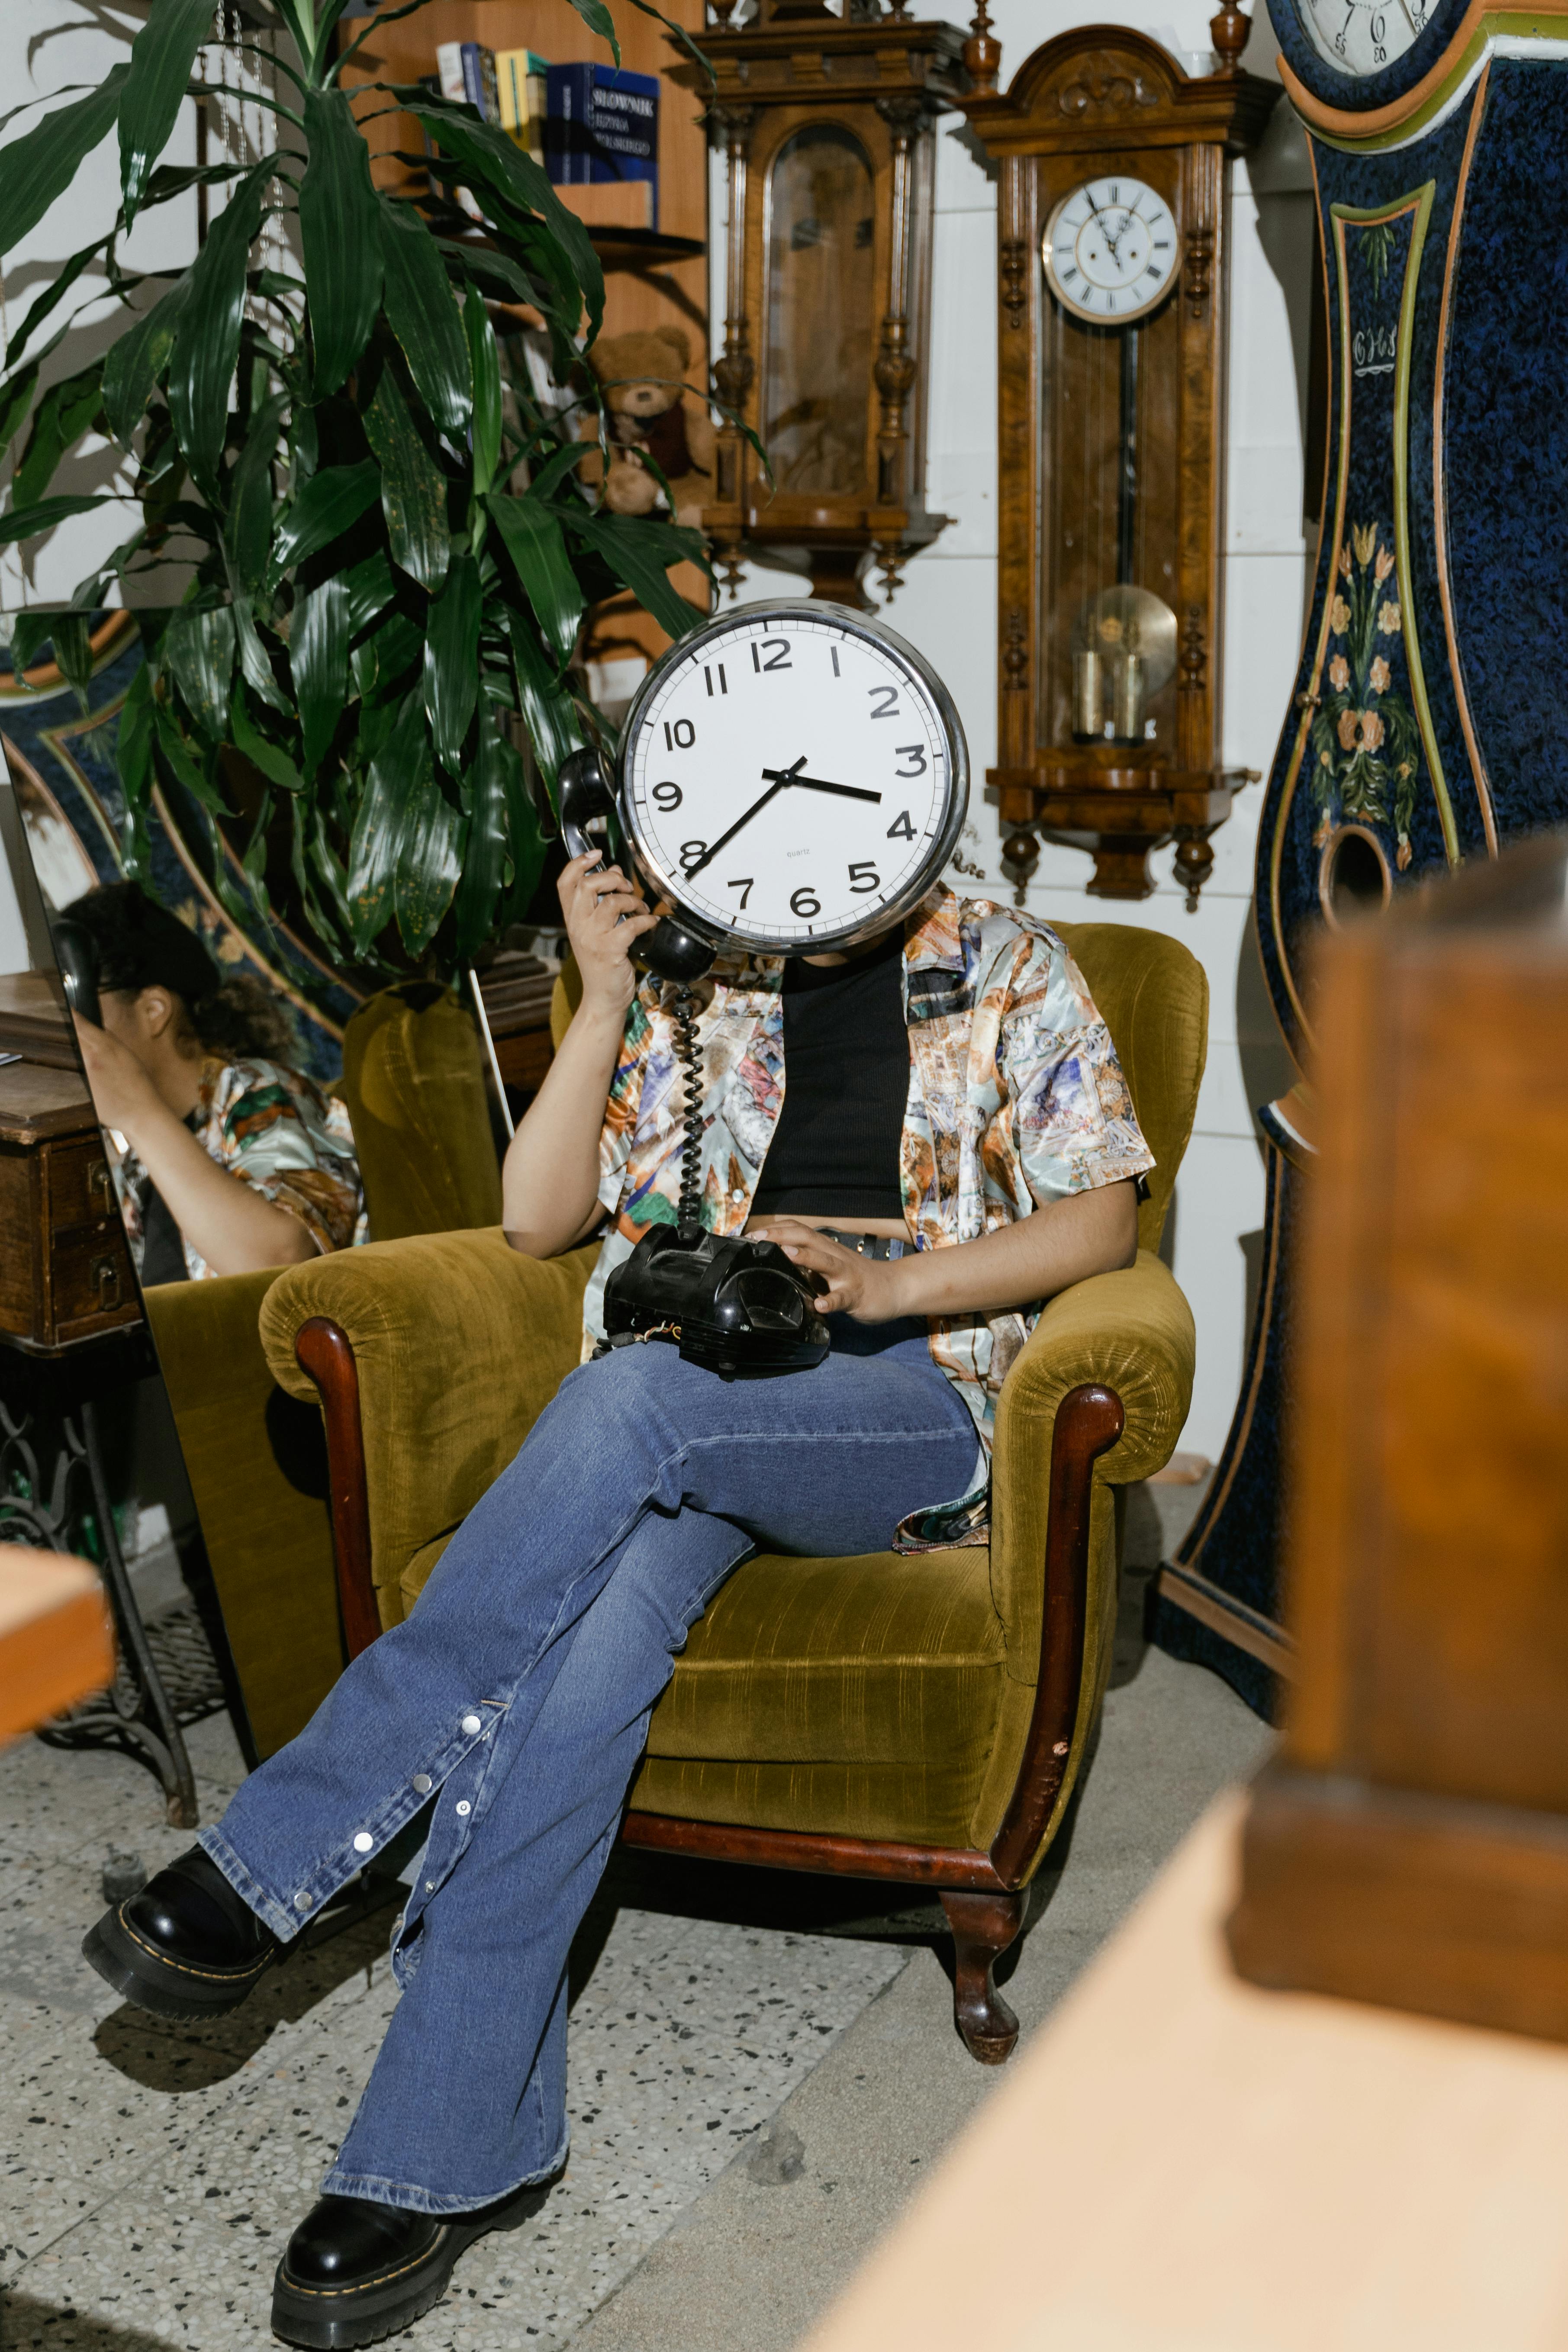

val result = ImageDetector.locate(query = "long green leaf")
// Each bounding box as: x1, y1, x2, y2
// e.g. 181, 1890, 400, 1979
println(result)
0, 358, 44, 471
341, 546, 396, 638
501, 608, 583, 794
115, 664, 157, 876
395, 93, 604, 342
151, 696, 227, 816
286, 789, 348, 958
0, 493, 115, 547
267, 458, 380, 580
164, 604, 235, 740
564, 508, 702, 644
103, 277, 190, 445
167, 158, 270, 496
50, 613, 95, 710
466, 284, 502, 497
4, 234, 110, 373
378, 199, 470, 440
291, 577, 350, 778
299, 88, 383, 398
422, 553, 480, 770
234, 601, 289, 713
347, 689, 426, 953
486, 493, 584, 668
0, 66, 128, 259
394, 772, 463, 958
13, 361, 106, 512
452, 706, 512, 962
119, 0, 215, 227
362, 369, 449, 592
564, 0, 621, 64
226, 392, 287, 590
231, 681, 305, 792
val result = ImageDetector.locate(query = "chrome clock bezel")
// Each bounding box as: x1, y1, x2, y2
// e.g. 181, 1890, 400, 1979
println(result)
614, 599, 970, 960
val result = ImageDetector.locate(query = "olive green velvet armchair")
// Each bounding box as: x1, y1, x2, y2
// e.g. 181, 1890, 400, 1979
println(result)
253, 921, 1205, 2063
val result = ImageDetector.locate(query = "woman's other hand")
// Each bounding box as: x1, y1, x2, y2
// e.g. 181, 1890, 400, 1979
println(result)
558, 852, 660, 1019
752, 1221, 909, 1322
71, 1012, 164, 1140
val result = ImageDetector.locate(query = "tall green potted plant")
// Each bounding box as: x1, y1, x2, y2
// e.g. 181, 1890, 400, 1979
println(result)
0, 0, 704, 973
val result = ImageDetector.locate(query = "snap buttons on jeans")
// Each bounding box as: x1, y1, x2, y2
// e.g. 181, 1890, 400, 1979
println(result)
455, 1800, 472, 1816
353, 1832, 373, 1853
461, 1714, 482, 1735
412, 1772, 432, 1794
294, 1892, 311, 1912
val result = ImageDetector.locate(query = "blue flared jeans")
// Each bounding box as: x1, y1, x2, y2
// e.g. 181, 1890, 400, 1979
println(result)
198, 1321, 980, 2212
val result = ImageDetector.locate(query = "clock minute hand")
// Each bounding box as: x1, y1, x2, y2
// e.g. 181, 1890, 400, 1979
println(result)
682, 757, 806, 881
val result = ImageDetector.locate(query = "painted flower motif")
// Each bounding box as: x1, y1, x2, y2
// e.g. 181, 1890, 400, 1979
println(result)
1378, 599, 1402, 635
1319, 750, 1332, 769
1359, 709, 1385, 752
1396, 836, 1412, 870
1336, 709, 1359, 751
1374, 545, 1395, 585
1329, 655, 1350, 691
1369, 656, 1391, 693
1330, 596, 1352, 635
1338, 542, 1353, 580
1352, 522, 1378, 568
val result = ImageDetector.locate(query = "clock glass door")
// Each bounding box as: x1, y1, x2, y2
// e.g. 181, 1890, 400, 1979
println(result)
1039, 203, 1182, 756
763, 126, 877, 496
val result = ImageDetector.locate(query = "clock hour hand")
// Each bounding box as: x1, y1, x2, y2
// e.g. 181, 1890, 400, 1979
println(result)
769, 771, 883, 803
680, 758, 805, 880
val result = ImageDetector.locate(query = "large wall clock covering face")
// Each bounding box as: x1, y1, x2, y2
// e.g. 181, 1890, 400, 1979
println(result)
1268, 0, 1468, 108
1298, 0, 1423, 78
1043, 177, 1181, 324
618, 602, 969, 957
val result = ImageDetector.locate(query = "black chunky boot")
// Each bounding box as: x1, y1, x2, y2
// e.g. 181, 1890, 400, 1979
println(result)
271, 2185, 550, 2349
82, 1844, 281, 2019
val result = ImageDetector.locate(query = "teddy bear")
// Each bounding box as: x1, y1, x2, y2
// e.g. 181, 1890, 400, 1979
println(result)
574, 325, 716, 533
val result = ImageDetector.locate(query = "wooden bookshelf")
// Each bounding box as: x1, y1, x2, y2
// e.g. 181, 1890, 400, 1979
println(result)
339, 0, 712, 660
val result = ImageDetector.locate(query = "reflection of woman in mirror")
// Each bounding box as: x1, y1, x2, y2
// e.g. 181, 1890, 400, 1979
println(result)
62, 883, 362, 1282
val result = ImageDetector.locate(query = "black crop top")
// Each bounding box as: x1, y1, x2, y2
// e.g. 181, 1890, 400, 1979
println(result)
750, 926, 908, 1222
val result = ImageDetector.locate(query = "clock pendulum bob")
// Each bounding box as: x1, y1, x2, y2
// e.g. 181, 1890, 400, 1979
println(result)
1148, 0, 1568, 1709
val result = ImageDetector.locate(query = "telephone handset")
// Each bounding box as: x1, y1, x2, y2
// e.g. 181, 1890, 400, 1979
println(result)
50, 917, 103, 1028
555, 747, 714, 986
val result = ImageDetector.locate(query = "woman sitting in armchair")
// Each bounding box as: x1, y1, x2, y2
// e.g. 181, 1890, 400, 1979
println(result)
82, 853, 1152, 2348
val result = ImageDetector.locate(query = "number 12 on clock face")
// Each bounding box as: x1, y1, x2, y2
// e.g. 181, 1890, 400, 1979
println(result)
620, 605, 967, 954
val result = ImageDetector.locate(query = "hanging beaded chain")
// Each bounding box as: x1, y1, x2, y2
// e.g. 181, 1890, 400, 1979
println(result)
668, 984, 706, 1233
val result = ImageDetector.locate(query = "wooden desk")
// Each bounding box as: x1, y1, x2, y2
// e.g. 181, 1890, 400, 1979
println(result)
0, 970, 77, 1069
0, 1060, 138, 1349
803, 1791, 1568, 2352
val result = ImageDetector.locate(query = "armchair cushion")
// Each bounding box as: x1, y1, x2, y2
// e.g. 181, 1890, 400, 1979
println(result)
339, 982, 502, 1241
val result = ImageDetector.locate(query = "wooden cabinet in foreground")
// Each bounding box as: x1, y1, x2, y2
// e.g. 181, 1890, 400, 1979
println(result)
961, 18, 1275, 902
1228, 835, 1568, 2041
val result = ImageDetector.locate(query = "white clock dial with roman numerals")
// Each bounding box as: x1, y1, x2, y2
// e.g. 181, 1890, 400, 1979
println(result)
1043, 176, 1181, 325
618, 602, 968, 956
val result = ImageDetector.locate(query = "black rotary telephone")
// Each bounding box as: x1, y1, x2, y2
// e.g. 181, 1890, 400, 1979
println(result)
555, 746, 829, 1381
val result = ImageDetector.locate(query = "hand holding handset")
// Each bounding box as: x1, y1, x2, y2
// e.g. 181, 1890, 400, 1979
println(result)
555, 750, 829, 1378
556, 747, 714, 986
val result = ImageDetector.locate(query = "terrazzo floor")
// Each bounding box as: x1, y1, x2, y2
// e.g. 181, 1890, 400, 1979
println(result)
0, 1716, 915, 2350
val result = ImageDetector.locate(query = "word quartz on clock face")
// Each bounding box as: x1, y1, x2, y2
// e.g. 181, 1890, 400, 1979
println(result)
623, 609, 961, 951
1043, 177, 1180, 325
1298, 0, 1422, 75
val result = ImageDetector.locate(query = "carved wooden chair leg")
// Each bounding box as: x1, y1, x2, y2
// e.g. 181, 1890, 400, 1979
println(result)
940, 1887, 1027, 2064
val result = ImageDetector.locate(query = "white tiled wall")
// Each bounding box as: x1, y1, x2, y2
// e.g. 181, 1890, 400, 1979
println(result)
718, 6, 1317, 1456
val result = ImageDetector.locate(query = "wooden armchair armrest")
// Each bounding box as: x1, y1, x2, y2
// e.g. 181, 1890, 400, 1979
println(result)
259, 1228, 597, 1643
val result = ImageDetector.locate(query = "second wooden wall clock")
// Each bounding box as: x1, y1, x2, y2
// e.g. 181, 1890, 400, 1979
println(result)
961, 18, 1277, 905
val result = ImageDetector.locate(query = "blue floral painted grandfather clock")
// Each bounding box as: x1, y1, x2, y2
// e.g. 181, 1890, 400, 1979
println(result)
1152, 0, 1568, 1707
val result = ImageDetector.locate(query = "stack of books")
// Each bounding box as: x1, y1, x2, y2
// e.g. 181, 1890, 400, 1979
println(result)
435, 40, 550, 161
543, 63, 659, 229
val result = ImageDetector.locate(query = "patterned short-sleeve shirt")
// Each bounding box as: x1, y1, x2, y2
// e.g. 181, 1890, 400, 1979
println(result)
117, 1055, 364, 1283
583, 887, 1155, 1542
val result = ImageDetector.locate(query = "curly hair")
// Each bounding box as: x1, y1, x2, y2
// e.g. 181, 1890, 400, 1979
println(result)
61, 883, 300, 1066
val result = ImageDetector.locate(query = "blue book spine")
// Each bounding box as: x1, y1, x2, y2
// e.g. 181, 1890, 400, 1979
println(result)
544, 62, 595, 185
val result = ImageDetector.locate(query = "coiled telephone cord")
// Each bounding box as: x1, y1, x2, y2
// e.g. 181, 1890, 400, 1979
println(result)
669, 983, 705, 1232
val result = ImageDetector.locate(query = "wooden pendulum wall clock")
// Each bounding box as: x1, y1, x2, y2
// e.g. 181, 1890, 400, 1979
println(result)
960, 14, 1277, 905
1142, 0, 1568, 1706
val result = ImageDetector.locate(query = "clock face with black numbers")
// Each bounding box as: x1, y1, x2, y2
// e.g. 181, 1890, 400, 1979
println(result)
1043, 177, 1181, 325
616, 602, 968, 956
